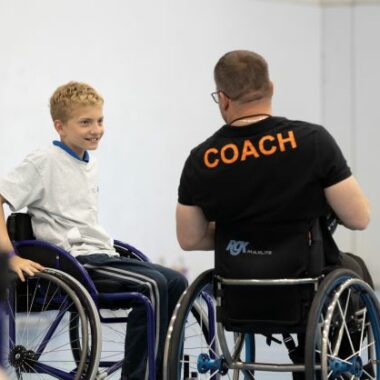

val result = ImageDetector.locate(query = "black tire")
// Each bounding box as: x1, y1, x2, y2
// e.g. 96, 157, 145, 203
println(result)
4, 270, 91, 379
49, 269, 102, 380
305, 269, 380, 380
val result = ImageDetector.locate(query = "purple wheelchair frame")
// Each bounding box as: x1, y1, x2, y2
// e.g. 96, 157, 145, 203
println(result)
8, 238, 157, 380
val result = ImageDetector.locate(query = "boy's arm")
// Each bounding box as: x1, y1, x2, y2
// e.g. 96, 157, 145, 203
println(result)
0, 194, 44, 281
176, 203, 215, 251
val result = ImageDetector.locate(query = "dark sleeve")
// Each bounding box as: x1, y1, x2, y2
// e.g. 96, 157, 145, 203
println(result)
316, 127, 352, 188
178, 155, 195, 206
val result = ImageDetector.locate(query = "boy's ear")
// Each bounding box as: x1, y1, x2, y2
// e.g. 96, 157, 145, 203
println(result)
54, 120, 64, 135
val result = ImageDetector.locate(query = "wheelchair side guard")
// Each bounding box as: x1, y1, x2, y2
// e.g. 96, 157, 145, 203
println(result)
114, 240, 151, 262
14, 240, 99, 298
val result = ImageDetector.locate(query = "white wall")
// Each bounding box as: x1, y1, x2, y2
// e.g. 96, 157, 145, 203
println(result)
321, 4, 380, 286
0, 0, 322, 280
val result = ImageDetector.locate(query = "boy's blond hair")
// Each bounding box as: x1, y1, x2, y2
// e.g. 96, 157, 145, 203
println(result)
50, 81, 104, 123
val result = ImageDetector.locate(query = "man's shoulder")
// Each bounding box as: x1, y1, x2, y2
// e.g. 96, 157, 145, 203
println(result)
278, 118, 332, 142
280, 117, 323, 131
189, 129, 222, 157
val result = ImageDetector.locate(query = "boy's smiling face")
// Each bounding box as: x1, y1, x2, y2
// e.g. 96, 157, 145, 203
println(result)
54, 104, 104, 159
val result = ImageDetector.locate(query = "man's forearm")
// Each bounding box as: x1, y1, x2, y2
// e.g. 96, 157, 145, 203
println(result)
176, 203, 215, 251
187, 222, 215, 251
325, 176, 370, 231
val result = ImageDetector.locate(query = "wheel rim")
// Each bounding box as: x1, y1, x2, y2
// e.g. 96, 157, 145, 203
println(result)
4, 272, 88, 379
317, 278, 380, 379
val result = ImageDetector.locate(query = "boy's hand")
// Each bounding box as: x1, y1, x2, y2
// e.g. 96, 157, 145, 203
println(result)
9, 255, 45, 282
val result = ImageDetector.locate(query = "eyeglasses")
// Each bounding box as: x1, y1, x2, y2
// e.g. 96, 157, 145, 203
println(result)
211, 90, 230, 103
211, 91, 221, 104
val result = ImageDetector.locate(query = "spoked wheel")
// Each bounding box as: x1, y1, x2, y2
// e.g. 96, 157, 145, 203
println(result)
70, 308, 127, 379
4, 270, 91, 379
305, 269, 380, 380
164, 270, 255, 380
164, 269, 221, 380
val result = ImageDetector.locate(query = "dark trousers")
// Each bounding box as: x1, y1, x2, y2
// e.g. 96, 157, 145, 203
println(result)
77, 254, 188, 380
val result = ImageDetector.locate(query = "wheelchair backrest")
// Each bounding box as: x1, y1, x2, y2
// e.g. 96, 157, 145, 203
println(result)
7, 212, 34, 241
214, 218, 323, 333
215, 218, 324, 279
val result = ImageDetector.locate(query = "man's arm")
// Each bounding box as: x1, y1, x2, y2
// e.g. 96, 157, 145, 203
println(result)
0, 194, 44, 281
176, 203, 215, 251
324, 175, 370, 230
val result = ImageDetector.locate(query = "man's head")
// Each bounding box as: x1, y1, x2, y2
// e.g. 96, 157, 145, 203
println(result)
214, 50, 272, 104
50, 82, 104, 158
213, 50, 273, 123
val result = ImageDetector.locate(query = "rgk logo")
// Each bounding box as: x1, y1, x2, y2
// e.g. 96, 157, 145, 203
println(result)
226, 240, 249, 256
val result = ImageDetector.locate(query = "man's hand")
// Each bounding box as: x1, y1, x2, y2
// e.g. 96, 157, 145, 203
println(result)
9, 255, 45, 282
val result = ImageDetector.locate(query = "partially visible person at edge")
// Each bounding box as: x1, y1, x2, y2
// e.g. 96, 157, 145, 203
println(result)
176, 50, 373, 380
0, 81, 187, 380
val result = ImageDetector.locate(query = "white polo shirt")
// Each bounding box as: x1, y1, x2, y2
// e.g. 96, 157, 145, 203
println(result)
0, 142, 118, 257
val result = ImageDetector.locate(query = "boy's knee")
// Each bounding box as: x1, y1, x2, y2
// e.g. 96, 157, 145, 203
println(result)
153, 272, 169, 292
171, 272, 188, 293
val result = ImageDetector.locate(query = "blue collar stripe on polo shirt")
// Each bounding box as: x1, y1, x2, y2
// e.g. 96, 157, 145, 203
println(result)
53, 141, 90, 163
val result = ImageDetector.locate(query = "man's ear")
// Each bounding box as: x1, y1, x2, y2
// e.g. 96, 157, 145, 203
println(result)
219, 92, 230, 111
268, 81, 274, 97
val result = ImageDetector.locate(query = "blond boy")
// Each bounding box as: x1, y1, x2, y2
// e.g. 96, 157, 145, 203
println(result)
0, 82, 187, 380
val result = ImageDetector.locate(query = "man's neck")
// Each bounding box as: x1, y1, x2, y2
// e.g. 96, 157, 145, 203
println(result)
226, 103, 272, 127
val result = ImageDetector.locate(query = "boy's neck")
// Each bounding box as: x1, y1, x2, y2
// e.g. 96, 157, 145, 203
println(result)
53, 141, 89, 162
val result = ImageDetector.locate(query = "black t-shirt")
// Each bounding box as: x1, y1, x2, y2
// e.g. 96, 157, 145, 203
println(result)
178, 117, 351, 225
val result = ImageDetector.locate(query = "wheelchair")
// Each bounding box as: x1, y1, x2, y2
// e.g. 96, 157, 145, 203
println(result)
163, 219, 380, 380
3, 213, 157, 380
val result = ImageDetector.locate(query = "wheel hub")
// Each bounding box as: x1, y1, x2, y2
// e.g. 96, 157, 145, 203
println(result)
9, 345, 38, 370
329, 355, 363, 378
197, 353, 228, 375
